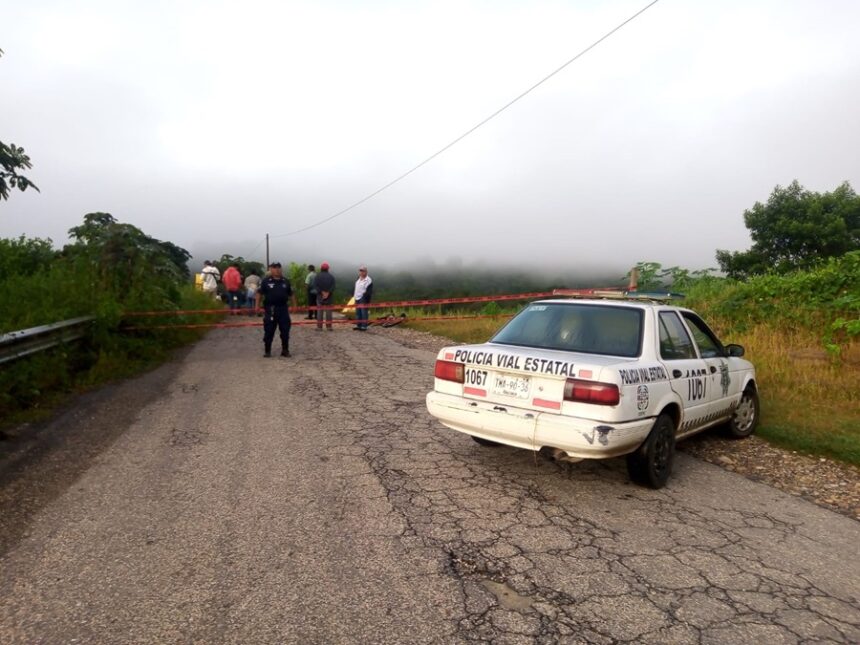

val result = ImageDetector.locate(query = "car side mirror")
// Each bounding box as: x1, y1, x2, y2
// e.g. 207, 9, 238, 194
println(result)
726, 344, 745, 357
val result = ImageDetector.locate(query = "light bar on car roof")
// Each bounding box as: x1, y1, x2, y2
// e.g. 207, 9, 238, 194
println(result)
550, 289, 685, 301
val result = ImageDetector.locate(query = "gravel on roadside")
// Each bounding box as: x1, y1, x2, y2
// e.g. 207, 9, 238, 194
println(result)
377, 324, 860, 522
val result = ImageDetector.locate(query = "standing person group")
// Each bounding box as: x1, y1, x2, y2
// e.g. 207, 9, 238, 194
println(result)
198, 259, 376, 358
304, 262, 373, 331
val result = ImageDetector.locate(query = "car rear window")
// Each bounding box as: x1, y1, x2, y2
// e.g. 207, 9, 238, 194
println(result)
491, 303, 643, 357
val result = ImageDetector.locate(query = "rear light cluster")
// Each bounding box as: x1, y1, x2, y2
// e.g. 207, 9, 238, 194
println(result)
434, 360, 465, 383
563, 378, 620, 406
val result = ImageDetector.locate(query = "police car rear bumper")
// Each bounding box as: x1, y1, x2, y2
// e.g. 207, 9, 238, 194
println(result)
426, 391, 655, 459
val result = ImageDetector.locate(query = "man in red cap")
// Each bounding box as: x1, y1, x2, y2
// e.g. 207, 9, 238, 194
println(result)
313, 262, 336, 330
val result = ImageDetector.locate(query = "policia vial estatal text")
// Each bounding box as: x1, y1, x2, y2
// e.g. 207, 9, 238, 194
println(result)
256, 262, 297, 358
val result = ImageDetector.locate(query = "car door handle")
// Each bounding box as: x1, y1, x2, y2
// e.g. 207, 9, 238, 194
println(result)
672, 369, 683, 378
710, 366, 717, 374
493, 405, 508, 413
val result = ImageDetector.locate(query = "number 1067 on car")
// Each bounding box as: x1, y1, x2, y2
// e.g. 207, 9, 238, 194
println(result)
465, 369, 488, 386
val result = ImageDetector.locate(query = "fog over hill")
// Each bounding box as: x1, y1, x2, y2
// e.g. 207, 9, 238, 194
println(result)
3, 1, 859, 271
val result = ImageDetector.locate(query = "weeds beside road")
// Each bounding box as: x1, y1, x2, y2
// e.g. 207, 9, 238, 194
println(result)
0, 215, 216, 429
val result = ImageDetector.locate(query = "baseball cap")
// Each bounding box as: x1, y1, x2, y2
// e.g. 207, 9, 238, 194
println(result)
269, 261, 282, 268
321, 262, 330, 270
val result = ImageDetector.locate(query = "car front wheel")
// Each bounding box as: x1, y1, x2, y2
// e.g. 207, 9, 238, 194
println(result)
626, 413, 676, 489
725, 387, 759, 438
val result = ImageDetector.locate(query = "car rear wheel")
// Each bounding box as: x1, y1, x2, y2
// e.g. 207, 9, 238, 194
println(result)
725, 387, 759, 439
472, 436, 502, 447
626, 413, 676, 489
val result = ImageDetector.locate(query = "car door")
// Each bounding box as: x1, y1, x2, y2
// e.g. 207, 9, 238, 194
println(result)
680, 312, 735, 421
657, 311, 711, 435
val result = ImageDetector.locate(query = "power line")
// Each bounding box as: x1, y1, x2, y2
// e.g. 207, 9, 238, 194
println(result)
270, 0, 661, 239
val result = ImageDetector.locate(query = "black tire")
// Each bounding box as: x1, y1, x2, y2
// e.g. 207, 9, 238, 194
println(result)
725, 387, 759, 439
626, 413, 676, 489
472, 435, 502, 447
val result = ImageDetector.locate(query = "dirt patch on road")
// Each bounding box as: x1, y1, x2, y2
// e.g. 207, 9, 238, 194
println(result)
378, 325, 860, 522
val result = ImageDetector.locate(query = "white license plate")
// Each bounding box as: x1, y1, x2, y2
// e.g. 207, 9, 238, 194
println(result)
492, 374, 531, 399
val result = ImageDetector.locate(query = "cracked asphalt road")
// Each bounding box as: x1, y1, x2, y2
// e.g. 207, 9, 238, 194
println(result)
1, 324, 859, 643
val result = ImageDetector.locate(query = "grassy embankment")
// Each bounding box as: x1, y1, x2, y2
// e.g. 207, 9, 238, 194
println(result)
0, 286, 216, 428
405, 254, 860, 467
0, 225, 218, 429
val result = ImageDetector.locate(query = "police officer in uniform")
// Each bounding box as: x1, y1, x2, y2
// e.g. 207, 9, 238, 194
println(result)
255, 262, 297, 357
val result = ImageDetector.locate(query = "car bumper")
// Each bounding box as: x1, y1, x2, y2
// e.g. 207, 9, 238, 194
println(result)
426, 391, 655, 459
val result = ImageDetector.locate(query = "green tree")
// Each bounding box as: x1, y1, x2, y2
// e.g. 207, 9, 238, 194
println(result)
0, 141, 39, 202
625, 262, 664, 291
716, 180, 860, 278
65, 212, 192, 309
0, 235, 56, 276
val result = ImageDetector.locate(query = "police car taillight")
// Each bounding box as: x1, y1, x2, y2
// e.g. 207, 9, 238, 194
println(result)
563, 379, 620, 406
434, 360, 465, 384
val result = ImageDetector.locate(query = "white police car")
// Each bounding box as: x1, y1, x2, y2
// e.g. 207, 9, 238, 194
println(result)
426, 297, 758, 488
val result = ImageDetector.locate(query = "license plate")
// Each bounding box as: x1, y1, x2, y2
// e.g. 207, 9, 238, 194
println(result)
493, 374, 531, 399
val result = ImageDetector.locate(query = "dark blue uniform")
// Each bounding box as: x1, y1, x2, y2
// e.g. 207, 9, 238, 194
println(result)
259, 276, 293, 354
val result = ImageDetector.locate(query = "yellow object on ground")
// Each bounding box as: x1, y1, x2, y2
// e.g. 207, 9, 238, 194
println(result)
194, 273, 204, 290
342, 297, 356, 318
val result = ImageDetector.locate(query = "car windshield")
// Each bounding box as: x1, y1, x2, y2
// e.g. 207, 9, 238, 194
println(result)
490, 303, 643, 357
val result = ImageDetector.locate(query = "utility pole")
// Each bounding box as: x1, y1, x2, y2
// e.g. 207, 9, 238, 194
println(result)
265, 233, 270, 267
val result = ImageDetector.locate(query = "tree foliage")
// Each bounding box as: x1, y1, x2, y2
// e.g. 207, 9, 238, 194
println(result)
57, 212, 194, 315
625, 262, 717, 291
716, 180, 860, 278
0, 235, 56, 277
0, 140, 39, 202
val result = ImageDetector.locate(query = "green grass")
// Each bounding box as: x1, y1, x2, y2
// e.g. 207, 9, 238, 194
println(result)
0, 287, 215, 430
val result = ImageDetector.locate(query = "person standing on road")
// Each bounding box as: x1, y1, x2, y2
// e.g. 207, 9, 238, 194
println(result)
313, 262, 335, 331
244, 269, 262, 314
304, 264, 317, 320
256, 262, 297, 357
353, 265, 373, 331
222, 263, 243, 311
201, 260, 221, 299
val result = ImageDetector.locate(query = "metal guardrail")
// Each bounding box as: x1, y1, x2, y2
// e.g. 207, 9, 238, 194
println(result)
0, 317, 95, 365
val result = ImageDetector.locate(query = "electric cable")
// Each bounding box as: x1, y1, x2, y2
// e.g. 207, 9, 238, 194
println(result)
267, 0, 661, 239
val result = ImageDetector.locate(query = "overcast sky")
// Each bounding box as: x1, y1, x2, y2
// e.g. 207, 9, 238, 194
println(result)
2, 0, 859, 272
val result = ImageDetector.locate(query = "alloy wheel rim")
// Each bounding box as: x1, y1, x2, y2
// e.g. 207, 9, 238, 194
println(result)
734, 395, 755, 432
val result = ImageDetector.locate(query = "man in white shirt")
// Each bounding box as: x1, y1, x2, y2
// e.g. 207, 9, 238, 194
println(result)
201, 260, 221, 298
352, 265, 373, 331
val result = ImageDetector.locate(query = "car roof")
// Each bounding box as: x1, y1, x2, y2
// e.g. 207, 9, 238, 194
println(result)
530, 298, 680, 310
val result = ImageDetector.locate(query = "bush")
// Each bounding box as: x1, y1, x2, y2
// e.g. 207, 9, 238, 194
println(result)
0, 215, 214, 423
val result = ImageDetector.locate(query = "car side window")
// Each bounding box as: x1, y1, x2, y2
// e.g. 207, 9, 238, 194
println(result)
681, 313, 723, 358
659, 312, 697, 360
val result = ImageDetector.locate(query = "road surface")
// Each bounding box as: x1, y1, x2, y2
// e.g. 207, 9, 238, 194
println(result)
1, 323, 859, 643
